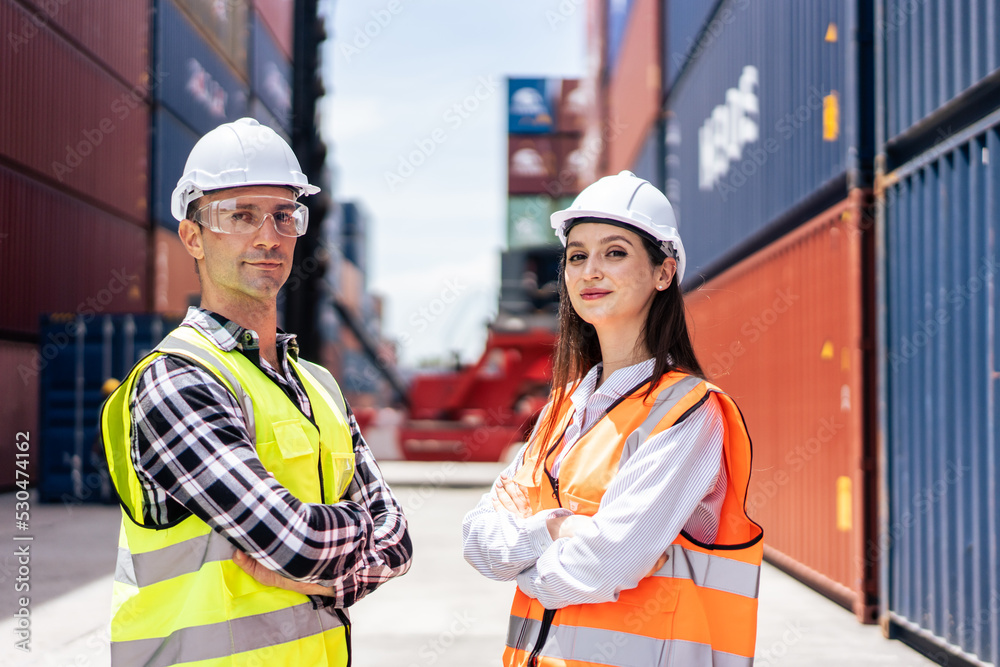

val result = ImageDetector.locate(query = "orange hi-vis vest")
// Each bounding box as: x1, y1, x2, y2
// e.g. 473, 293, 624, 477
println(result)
505, 372, 763, 667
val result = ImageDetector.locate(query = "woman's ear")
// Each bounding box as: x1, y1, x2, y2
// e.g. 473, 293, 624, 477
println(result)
657, 257, 677, 290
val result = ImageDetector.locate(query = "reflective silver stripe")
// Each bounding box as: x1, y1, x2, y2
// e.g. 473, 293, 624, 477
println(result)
111, 601, 345, 667
114, 531, 234, 588
619, 375, 705, 469
506, 615, 753, 667
653, 544, 761, 599
157, 332, 257, 444
296, 359, 348, 421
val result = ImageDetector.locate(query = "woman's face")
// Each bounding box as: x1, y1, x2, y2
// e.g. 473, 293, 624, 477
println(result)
564, 222, 676, 336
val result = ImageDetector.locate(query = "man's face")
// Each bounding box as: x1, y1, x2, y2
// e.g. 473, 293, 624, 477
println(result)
180, 185, 299, 306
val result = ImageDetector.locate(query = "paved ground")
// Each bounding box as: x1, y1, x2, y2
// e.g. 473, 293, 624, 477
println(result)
0, 461, 938, 666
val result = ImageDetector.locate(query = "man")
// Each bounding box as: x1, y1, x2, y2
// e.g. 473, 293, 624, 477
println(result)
101, 118, 412, 666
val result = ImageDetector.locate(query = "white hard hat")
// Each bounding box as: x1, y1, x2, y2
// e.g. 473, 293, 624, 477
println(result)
551, 170, 686, 283
171, 118, 319, 222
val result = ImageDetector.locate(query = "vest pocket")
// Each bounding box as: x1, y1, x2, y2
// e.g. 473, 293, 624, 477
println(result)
559, 491, 599, 516
273, 420, 315, 459
324, 451, 355, 500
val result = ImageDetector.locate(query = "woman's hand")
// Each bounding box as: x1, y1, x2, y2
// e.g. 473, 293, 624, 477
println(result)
492, 474, 532, 518
233, 550, 334, 597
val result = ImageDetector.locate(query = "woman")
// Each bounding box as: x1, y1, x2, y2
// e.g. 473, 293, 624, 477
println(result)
463, 171, 763, 667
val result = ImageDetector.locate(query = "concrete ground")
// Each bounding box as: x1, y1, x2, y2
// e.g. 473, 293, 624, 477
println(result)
0, 462, 937, 666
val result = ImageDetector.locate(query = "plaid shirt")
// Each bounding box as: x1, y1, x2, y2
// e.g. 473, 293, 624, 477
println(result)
129, 307, 412, 608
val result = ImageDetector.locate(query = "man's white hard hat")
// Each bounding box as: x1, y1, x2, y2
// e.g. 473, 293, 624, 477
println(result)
171, 118, 319, 222
550, 170, 687, 283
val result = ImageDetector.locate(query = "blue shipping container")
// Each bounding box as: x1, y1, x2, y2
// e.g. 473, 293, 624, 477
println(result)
156, 0, 249, 136
152, 106, 201, 230
630, 126, 660, 184
38, 314, 179, 504
251, 97, 291, 144
881, 109, 1000, 665
664, 0, 719, 89
251, 11, 292, 133
508, 78, 556, 135
882, 0, 1000, 146
666, 0, 867, 283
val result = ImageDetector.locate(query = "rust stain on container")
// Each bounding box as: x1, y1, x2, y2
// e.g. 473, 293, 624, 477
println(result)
686, 189, 875, 621
0, 0, 149, 223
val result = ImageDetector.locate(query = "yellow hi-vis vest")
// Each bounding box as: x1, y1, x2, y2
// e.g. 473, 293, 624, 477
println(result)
100, 325, 356, 667
506, 372, 764, 667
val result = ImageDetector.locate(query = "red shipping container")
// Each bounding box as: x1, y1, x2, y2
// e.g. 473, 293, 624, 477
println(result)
554, 134, 589, 197
0, 166, 148, 335
17, 0, 150, 86
255, 0, 294, 60
0, 341, 40, 491
0, 0, 149, 224
606, 0, 660, 172
685, 190, 877, 622
556, 79, 588, 134
154, 226, 201, 316
508, 135, 558, 195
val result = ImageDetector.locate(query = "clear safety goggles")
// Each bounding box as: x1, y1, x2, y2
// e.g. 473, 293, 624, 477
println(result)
194, 196, 309, 238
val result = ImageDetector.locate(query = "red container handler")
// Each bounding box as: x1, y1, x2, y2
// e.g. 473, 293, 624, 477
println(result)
685, 189, 878, 623
0, 165, 148, 335
0, 0, 149, 225
17, 0, 150, 87
0, 341, 40, 491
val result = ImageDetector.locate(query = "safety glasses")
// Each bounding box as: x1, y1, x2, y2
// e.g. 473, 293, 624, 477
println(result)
194, 196, 309, 238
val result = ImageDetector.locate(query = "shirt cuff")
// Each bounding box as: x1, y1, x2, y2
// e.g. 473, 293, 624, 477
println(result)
524, 508, 572, 559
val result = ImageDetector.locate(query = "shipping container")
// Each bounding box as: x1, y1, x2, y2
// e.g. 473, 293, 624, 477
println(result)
255, 0, 294, 60
251, 10, 293, 132
0, 0, 149, 224
686, 190, 877, 622
171, 0, 248, 77
507, 196, 560, 250
581, 0, 608, 183
0, 165, 148, 335
630, 123, 661, 184
151, 105, 201, 230
879, 111, 1000, 665
251, 96, 291, 144
340, 202, 369, 278
556, 79, 588, 134
664, 0, 719, 91
606, 0, 635, 72
498, 247, 562, 316
606, 0, 660, 173
154, 226, 201, 315
156, 0, 250, 136
0, 341, 40, 491
508, 78, 557, 134
881, 0, 1000, 153
508, 135, 558, 195
553, 134, 588, 197
19, 0, 150, 87
37, 314, 179, 503
666, 0, 873, 283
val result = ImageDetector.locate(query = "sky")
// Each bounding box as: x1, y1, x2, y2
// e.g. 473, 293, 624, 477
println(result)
319, 0, 586, 367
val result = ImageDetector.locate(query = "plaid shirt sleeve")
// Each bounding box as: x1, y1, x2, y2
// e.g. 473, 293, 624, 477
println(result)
130, 354, 412, 608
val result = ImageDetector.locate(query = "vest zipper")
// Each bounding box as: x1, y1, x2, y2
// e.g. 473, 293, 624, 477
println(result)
527, 608, 557, 667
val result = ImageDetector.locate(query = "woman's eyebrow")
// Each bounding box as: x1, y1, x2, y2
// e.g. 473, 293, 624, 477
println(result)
567, 234, 634, 249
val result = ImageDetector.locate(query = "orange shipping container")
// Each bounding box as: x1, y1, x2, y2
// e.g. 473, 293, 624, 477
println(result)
685, 190, 877, 622
605, 0, 660, 173
154, 226, 201, 316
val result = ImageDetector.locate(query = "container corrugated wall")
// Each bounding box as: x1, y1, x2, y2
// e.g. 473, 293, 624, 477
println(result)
0, 341, 40, 491
606, 0, 659, 172
18, 0, 150, 86
882, 0, 1000, 145
687, 190, 877, 621
666, 0, 862, 282
664, 0, 719, 91
251, 10, 293, 133
172, 0, 248, 77
151, 106, 201, 230
0, 0, 149, 224
154, 226, 201, 315
880, 112, 1000, 664
255, 0, 294, 60
0, 165, 148, 335
156, 0, 249, 137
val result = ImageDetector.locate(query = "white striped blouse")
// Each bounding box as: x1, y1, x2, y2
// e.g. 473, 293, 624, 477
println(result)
462, 359, 726, 609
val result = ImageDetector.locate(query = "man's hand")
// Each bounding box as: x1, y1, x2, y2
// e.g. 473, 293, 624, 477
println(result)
233, 550, 334, 597
492, 474, 531, 518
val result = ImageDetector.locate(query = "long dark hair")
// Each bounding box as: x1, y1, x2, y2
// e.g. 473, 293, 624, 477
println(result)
534, 229, 705, 450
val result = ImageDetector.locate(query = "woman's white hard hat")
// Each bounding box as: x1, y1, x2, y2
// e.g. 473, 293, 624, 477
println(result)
550, 170, 686, 283
171, 118, 320, 222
